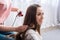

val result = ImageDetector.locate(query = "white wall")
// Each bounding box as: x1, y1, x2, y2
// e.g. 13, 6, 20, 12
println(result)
41, 0, 59, 28
4, 0, 59, 28
4, 12, 18, 26
57, 0, 60, 24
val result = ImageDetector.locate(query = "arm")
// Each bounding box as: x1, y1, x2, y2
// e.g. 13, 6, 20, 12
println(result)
0, 25, 15, 32
0, 25, 28, 32
11, 8, 18, 12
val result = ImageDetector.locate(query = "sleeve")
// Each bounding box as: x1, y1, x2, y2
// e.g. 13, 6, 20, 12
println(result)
24, 33, 34, 40
24, 29, 42, 40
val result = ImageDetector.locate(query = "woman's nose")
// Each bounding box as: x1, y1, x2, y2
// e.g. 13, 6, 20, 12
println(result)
41, 15, 44, 20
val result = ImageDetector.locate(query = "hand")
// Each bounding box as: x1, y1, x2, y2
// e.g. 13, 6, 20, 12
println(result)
6, 34, 17, 38
11, 8, 18, 12
15, 25, 28, 32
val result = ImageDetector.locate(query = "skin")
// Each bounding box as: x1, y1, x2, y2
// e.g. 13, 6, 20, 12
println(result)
36, 7, 44, 26
0, 3, 28, 33
0, 3, 6, 17
0, 25, 28, 32
0, 3, 18, 15
36, 7, 44, 34
0, 2, 28, 38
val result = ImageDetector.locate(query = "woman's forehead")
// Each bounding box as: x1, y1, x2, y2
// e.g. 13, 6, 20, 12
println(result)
37, 7, 43, 12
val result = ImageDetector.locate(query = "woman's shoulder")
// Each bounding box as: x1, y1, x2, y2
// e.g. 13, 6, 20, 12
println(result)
25, 29, 36, 38
25, 29, 42, 40
26, 29, 35, 34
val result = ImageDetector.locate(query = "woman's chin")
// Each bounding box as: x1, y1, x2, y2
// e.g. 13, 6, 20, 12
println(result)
38, 22, 42, 25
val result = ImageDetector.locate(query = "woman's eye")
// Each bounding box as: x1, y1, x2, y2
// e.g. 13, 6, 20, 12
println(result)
37, 13, 44, 16
38, 13, 41, 16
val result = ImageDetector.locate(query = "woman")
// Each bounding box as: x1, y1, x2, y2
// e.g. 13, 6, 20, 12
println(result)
16, 4, 44, 40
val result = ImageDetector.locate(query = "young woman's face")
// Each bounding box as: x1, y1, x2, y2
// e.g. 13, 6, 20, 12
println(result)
36, 7, 44, 25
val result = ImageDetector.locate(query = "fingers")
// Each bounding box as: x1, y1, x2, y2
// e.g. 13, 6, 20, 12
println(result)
15, 25, 28, 32
19, 25, 28, 32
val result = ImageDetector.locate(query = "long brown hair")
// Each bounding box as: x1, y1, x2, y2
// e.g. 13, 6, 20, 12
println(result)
16, 4, 41, 40
23, 4, 41, 29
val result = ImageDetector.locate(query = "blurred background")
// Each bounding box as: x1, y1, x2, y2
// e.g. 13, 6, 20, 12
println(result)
4, 0, 60, 28
0, 0, 60, 40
